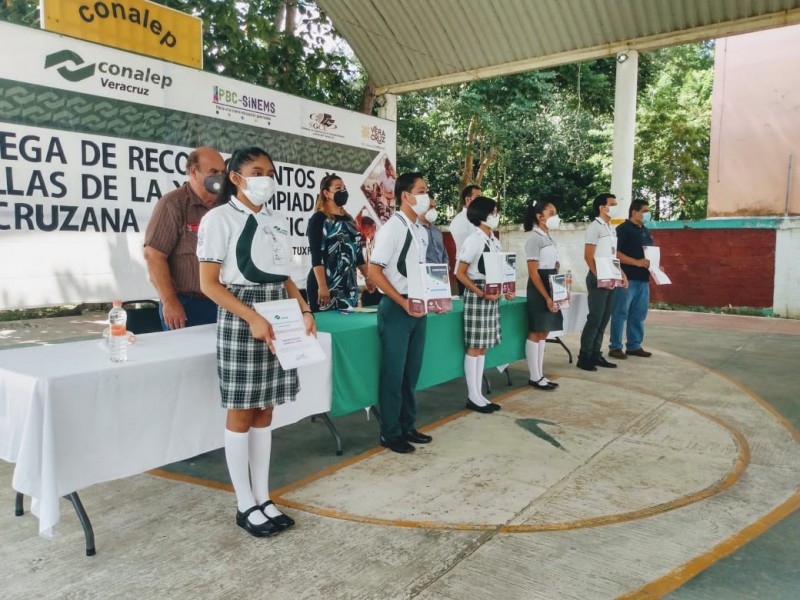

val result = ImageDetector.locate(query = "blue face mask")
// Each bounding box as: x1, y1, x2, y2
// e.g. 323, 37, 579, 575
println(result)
642, 212, 652, 223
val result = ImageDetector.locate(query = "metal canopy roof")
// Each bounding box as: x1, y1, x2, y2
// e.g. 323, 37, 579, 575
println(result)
317, 0, 800, 94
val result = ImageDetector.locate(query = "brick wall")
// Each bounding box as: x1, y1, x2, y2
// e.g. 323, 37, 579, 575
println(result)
650, 229, 776, 308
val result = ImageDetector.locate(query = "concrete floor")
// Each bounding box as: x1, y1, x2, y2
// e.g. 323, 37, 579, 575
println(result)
1, 310, 798, 599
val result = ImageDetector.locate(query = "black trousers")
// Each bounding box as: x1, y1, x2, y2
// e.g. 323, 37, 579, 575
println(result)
579, 272, 616, 360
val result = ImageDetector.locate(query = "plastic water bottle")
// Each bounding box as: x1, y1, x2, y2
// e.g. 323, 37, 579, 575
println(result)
109, 300, 128, 363
565, 270, 573, 296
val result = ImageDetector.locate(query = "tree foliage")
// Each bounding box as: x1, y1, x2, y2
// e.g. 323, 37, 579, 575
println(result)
398, 45, 714, 223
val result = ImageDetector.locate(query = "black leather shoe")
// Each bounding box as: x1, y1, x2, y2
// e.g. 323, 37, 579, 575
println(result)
626, 347, 652, 358
576, 358, 598, 371
236, 506, 280, 537
486, 402, 502, 411
259, 500, 295, 530
594, 355, 617, 368
404, 429, 433, 444
529, 378, 555, 390
465, 399, 494, 413
380, 436, 416, 453
542, 379, 559, 388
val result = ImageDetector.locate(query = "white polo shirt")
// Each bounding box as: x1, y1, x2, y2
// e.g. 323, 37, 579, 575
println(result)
585, 217, 617, 259
370, 211, 428, 294
448, 208, 477, 255
525, 227, 559, 269
197, 196, 292, 285
457, 228, 501, 281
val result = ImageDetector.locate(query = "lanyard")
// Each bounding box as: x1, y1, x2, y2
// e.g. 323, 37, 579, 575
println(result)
395, 211, 424, 263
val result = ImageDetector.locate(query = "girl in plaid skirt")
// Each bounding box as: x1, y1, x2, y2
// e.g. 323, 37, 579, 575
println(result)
197, 147, 316, 538
455, 196, 516, 414
523, 201, 564, 391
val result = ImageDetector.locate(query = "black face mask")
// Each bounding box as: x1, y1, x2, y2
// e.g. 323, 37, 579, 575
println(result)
333, 190, 349, 207
204, 175, 225, 195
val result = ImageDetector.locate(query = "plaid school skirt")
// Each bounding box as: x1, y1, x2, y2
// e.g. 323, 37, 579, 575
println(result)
216, 283, 299, 409
463, 281, 502, 349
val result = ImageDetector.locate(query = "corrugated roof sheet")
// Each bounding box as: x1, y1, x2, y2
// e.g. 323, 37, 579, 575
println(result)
317, 0, 800, 93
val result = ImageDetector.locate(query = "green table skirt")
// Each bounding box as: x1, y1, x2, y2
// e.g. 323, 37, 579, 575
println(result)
315, 297, 528, 417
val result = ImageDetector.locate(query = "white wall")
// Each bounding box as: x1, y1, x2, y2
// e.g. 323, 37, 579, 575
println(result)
774, 218, 800, 318
498, 223, 590, 293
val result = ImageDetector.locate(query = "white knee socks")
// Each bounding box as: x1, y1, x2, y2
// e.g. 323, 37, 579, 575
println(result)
538, 340, 551, 384
464, 355, 488, 406
476, 354, 490, 403
526, 339, 542, 382
225, 429, 267, 525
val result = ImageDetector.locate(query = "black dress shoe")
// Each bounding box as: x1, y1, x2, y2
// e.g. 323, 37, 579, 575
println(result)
542, 379, 559, 388
485, 402, 501, 411
380, 436, 416, 453
576, 357, 597, 371
465, 399, 494, 413
236, 506, 280, 537
404, 429, 433, 444
594, 355, 618, 368
529, 378, 556, 391
259, 500, 295, 530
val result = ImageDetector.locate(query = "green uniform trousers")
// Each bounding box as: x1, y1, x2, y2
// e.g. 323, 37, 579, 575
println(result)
377, 296, 427, 440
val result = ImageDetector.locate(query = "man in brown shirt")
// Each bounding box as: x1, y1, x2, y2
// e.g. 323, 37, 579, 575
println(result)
144, 146, 226, 330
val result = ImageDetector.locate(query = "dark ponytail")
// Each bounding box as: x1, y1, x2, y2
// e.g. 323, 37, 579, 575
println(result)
523, 201, 547, 232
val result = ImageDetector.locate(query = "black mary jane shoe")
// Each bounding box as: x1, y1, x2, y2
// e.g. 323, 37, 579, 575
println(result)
403, 429, 433, 444
236, 506, 280, 538
466, 399, 494, 414
541, 378, 559, 388
529, 378, 556, 391
485, 402, 501, 411
259, 500, 295, 530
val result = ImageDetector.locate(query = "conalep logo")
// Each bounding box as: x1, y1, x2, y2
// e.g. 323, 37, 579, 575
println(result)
44, 49, 173, 96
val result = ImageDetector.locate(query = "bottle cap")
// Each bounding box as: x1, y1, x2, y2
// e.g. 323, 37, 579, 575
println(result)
112, 300, 122, 307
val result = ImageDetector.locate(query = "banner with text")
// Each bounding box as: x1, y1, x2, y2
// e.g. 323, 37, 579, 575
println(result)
0, 21, 396, 309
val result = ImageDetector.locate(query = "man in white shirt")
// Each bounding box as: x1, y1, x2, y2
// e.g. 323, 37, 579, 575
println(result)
578, 193, 628, 371
448, 185, 482, 294
369, 171, 433, 454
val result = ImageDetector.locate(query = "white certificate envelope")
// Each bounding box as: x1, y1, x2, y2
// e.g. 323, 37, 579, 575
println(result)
549, 273, 570, 310
643, 246, 672, 285
482, 252, 504, 295
596, 257, 624, 289
253, 299, 326, 369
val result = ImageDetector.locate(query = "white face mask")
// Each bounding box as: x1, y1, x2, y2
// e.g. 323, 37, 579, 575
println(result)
410, 193, 430, 216
424, 208, 438, 223
485, 214, 500, 229
606, 204, 621, 220
240, 175, 277, 206
545, 214, 561, 229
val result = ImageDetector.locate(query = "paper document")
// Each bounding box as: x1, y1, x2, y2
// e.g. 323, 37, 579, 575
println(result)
643, 246, 672, 285
482, 252, 504, 295
254, 299, 326, 369
407, 262, 453, 313
549, 273, 570, 310
502, 253, 517, 293
596, 257, 624, 289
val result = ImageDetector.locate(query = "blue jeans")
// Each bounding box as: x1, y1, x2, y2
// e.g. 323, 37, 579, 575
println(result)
609, 280, 650, 351
158, 295, 218, 331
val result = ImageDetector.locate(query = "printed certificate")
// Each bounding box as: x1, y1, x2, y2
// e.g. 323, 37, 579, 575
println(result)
254, 299, 326, 369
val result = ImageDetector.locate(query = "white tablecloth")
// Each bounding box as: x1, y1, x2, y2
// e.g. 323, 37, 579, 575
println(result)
0, 324, 331, 536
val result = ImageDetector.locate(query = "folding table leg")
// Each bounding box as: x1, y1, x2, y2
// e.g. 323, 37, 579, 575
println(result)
15, 492, 24, 516
547, 336, 573, 363
505, 369, 513, 386
64, 492, 96, 556
318, 412, 343, 456
483, 373, 492, 395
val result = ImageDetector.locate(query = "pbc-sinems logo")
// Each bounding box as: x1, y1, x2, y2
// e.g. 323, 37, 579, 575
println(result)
361, 125, 386, 146
44, 50, 173, 96
308, 113, 337, 132
213, 86, 276, 116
